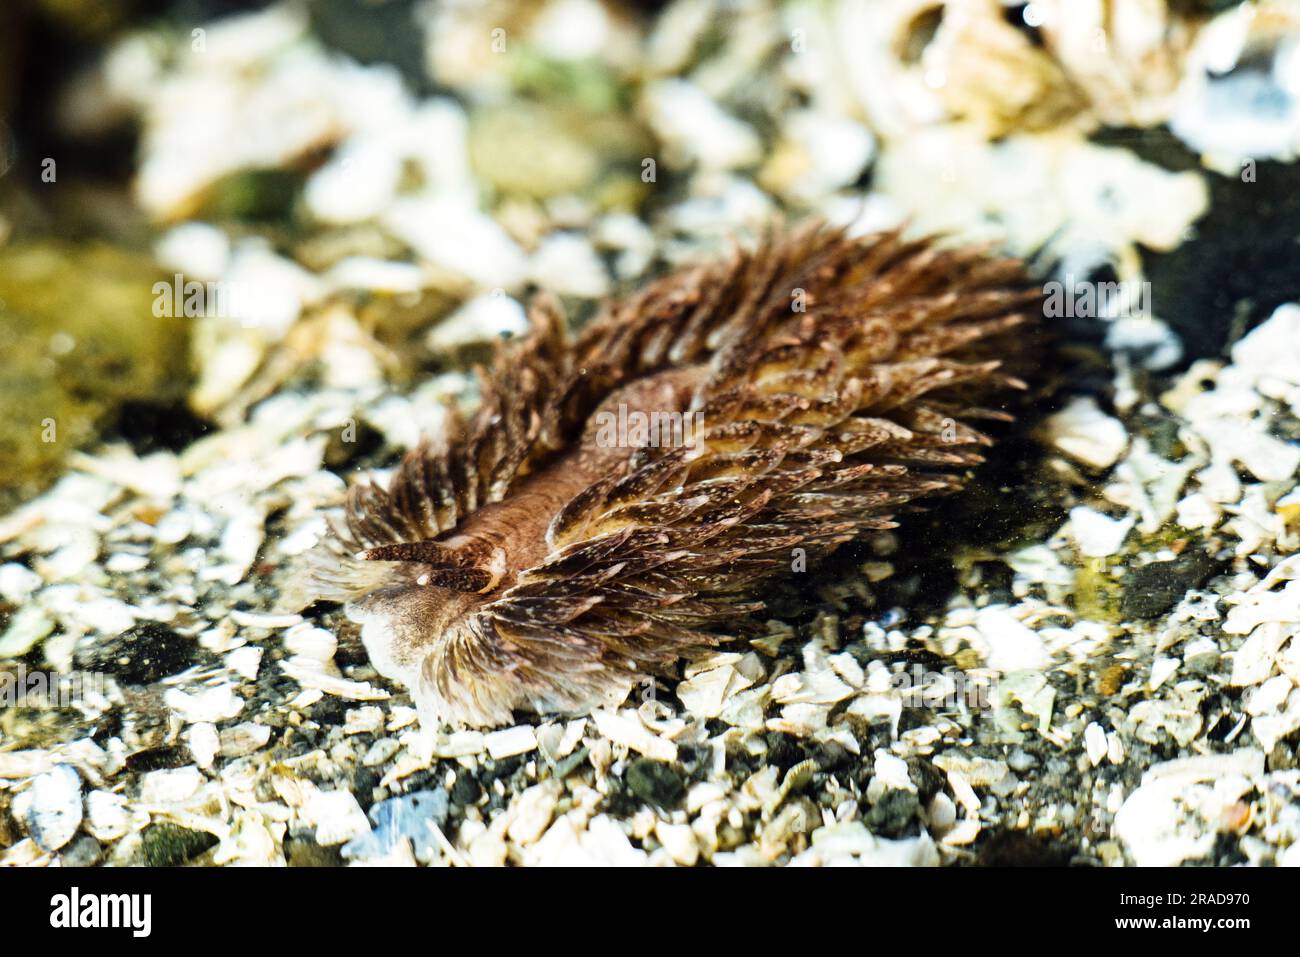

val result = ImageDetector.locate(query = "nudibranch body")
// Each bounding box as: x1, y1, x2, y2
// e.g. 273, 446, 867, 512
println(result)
284, 223, 1037, 728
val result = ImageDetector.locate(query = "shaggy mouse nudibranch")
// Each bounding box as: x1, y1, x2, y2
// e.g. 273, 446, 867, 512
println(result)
283, 222, 1038, 728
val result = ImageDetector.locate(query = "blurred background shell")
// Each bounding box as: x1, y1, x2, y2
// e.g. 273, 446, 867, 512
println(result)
790, 0, 1204, 140
1170, 0, 1300, 169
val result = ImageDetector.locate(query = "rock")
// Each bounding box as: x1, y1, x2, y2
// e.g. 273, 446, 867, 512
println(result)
760, 110, 875, 201
26, 765, 83, 852
309, 0, 428, 89
505, 782, 559, 846
625, 757, 685, 810
138, 767, 204, 804
426, 293, 528, 353
85, 790, 131, 842
1007, 748, 1038, 773
642, 79, 761, 171
469, 102, 599, 200
974, 606, 1051, 672
1120, 551, 1222, 620
451, 771, 482, 806
1232, 302, 1300, 389
60, 834, 103, 867
302, 788, 370, 846
0, 563, 42, 603
1067, 506, 1134, 558
342, 789, 450, 862
1114, 751, 1264, 867
382, 195, 528, 290
529, 233, 609, 299
107, 399, 212, 456
75, 622, 214, 685
285, 838, 343, 867
204, 169, 302, 223
484, 724, 539, 760
1084, 721, 1109, 766
975, 829, 1073, 866
796, 821, 939, 866
552, 746, 590, 781
139, 823, 218, 866
655, 820, 699, 866
184, 723, 220, 770
163, 684, 246, 724
124, 746, 191, 774
217, 721, 274, 758
1043, 397, 1128, 469
0, 606, 55, 658
864, 789, 921, 838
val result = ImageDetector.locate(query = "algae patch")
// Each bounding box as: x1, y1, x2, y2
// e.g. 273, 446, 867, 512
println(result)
0, 242, 190, 506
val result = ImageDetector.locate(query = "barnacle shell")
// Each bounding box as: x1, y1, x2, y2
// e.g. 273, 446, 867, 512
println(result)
804, 0, 1204, 140
1033, 0, 1199, 129
284, 223, 1037, 728
810, 0, 1083, 139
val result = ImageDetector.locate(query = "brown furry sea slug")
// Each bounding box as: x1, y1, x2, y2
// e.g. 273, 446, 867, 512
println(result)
284, 222, 1037, 728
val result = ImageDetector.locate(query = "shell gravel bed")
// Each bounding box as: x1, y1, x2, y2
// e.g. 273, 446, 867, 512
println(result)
2, 0, 1300, 868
